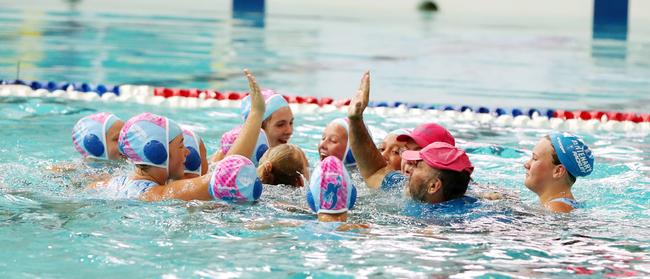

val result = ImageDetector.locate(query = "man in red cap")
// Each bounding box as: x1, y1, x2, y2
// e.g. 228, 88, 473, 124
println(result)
397, 122, 456, 177
346, 72, 474, 204
396, 122, 455, 150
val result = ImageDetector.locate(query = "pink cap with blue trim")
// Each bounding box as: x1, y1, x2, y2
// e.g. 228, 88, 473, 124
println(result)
209, 155, 263, 202
307, 156, 357, 214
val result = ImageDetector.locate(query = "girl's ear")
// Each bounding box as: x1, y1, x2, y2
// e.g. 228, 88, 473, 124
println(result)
258, 162, 274, 184
553, 164, 567, 180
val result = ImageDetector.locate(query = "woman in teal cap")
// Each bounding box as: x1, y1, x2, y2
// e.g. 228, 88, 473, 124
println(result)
524, 132, 595, 213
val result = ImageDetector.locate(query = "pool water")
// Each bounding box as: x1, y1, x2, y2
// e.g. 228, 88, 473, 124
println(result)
1, 1, 650, 278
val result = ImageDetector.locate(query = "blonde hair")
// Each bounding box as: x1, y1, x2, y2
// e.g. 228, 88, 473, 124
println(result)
257, 144, 307, 187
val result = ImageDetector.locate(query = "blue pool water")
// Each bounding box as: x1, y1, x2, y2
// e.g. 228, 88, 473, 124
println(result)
1, 1, 649, 278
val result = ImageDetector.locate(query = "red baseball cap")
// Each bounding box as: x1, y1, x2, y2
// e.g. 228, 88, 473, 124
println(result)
396, 123, 455, 148
401, 142, 473, 174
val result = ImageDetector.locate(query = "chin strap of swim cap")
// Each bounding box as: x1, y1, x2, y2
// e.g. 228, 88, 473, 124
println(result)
165, 117, 170, 177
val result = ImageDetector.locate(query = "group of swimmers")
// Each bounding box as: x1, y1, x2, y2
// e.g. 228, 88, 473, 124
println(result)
70, 70, 595, 226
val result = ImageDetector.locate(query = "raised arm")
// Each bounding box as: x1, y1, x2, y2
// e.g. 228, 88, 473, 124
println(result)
226, 69, 265, 159
347, 72, 393, 188
140, 69, 266, 202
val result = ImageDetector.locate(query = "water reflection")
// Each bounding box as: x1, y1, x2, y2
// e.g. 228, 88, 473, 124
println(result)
591, 0, 628, 60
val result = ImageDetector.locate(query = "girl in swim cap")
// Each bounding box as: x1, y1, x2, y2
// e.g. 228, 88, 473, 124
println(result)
378, 129, 410, 171
318, 118, 357, 166
72, 112, 125, 161
57, 112, 126, 182
524, 132, 595, 212
241, 89, 293, 148
95, 69, 267, 203
248, 156, 367, 231
257, 143, 310, 187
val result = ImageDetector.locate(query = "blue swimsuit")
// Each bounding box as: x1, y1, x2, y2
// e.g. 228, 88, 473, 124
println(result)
381, 171, 408, 191
104, 176, 158, 199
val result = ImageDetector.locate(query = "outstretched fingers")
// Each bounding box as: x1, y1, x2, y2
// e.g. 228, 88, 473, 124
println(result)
244, 69, 260, 95
359, 71, 370, 105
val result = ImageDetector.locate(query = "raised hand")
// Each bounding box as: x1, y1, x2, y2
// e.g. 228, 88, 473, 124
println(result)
348, 71, 370, 120
244, 69, 265, 116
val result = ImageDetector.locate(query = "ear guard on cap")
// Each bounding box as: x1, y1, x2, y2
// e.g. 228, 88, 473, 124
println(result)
182, 129, 203, 175
83, 134, 105, 157
306, 156, 357, 214
253, 130, 269, 166
143, 140, 167, 164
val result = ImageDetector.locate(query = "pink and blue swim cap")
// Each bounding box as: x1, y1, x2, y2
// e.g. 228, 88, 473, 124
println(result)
118, 112, 182, 169
307, 156, 357, 214
219, 126, 269, 166
549, 132, 595, 177
72, 112, 121, 160
240, 89, 289, 121
209, 155, 263, 202
328, 118, 356, 166
182, 128, 203, 175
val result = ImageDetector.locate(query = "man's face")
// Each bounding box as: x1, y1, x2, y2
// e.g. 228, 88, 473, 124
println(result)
406, 160, 438, 202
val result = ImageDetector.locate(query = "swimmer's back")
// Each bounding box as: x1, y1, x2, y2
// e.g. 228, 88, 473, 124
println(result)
102, 175, 158, 199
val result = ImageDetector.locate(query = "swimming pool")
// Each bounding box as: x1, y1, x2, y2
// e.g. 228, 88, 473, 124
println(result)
1, 1, 650, 278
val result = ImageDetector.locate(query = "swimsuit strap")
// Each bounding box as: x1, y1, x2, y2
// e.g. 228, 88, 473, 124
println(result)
549, 197, 579, 208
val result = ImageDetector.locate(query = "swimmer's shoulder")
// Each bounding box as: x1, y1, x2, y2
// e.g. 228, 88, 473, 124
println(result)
546, 199, 576, 213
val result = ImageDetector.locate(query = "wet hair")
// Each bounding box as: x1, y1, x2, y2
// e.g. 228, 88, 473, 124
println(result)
261, 117, 270, 130
257, 144, 306, 187
439, 169, 471, 201
544, 135, 577, 185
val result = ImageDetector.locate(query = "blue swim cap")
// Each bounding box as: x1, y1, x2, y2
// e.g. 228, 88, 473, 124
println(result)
182, 128, 203, 175
118, 113, 183, 170
240, 89, 290, 121
72, 112, 121, 160
549, 132, 595, 177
